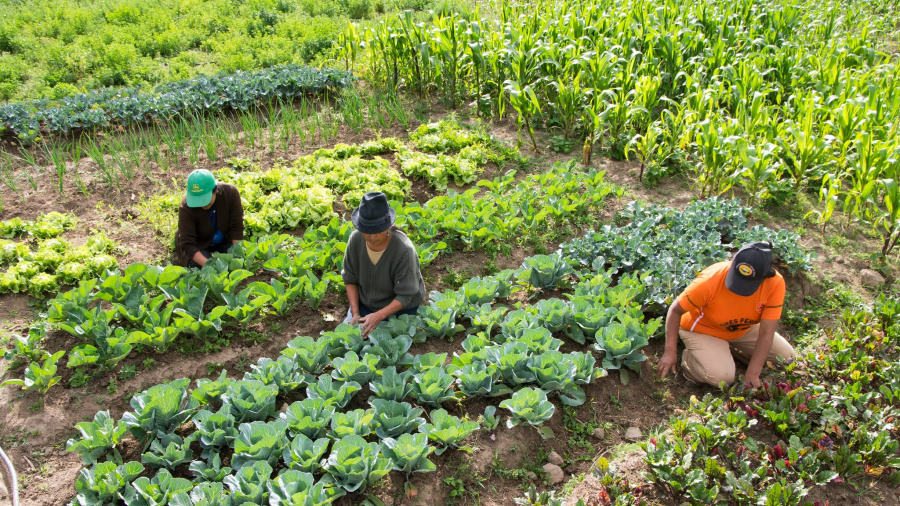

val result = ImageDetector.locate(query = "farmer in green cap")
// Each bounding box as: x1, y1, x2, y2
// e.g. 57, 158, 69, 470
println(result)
175, 169, 245, 268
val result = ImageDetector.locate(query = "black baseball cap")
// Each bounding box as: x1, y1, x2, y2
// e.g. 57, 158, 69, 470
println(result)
725, 241, 774, 296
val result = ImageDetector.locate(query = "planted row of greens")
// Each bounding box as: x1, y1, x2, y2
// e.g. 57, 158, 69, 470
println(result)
561, 197, 815, 311
344, 0, 900, 255
611, 294, 900, 505
0, 212, 119, 296
5, 159, 622, 390
141, 120, 514, 243
63, 245, 660, 505
0, 65, 352, 140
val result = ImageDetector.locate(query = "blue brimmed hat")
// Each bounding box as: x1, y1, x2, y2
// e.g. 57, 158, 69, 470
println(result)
351, 192, 396, 234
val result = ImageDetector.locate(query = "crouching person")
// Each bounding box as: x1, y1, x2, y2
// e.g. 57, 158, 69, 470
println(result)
657, 241, 795, 387
175, 169, 245, 268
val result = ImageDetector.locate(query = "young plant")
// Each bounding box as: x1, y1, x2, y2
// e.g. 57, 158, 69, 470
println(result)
500, 387, 556, 439
419, 409, 479, 454
321, 435, 392, 493
381, 433, 437, 475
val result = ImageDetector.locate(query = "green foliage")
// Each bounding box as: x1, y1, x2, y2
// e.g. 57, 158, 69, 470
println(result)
121, 378, 199, 441
381, 433, 436, 474
66, 410, 127, 465
500, 387, 556, 438
419, 409, 479, 454
321, 435, 392, 493
73, 461, 145, 506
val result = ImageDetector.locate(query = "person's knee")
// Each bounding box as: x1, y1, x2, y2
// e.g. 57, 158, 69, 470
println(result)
682, 351, 735, 386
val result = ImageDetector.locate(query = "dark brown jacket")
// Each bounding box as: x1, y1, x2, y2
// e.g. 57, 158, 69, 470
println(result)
175, 183, 245, 266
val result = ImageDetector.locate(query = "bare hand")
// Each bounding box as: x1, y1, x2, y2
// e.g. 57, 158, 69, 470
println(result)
348, 313, 360, 325
744, 373, 761, 389
657, 351, 677, 379
359, 312, 386, 337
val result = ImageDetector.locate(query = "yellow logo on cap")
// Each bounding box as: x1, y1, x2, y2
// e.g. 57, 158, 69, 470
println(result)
738, 264, 754, 277
192, 184, 200, 192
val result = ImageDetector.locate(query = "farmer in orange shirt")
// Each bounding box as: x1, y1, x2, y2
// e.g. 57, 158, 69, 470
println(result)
656, 241, 795, 387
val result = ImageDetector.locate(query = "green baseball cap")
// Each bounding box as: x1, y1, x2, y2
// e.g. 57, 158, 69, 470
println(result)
185, 169, 216, 207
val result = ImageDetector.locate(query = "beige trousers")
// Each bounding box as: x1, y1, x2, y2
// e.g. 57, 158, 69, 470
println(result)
679, 325, 795, 386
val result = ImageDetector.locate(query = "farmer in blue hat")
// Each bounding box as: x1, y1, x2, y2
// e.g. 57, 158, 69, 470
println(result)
342, 192, 426, 336
175, 169, 245, 268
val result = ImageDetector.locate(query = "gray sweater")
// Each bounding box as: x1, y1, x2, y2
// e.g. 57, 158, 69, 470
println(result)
342, 230, 426, 310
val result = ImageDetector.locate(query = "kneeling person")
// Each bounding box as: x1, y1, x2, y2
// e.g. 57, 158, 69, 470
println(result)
657, 241, 795, 387
175, 169, 245, 268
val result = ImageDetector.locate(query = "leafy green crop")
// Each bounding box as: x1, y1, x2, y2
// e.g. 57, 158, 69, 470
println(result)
371, 399, 426, 439
231, 420, 289, 470
0, 349, 63, 394
66, 411, 127, 465
369, 366, 414, 401
516, 253, 574, 289
306, 376, 361, 410
141, 433, 196, 470
223, 460, 272, 505
280, 398, 336, 440
411, 367, 457, 407
221, 380, 278, 423
267, 469, 338, 506
282, 434, 330, 473
500, 387, 556, 439
121, 468, 193, 506
321, 435, 392, 493
72, 461, 144, 506
381, 433, 437, 475
121, 378, 199, 441
329, 408, 377, 438
419, 409, 479, 454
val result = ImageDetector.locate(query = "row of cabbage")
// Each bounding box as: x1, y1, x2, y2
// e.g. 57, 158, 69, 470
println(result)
0, 212, 119, 296
343, 0, 900, 255
0, 65, 353, 141
3, 159, 621, 391
64, 253, 651, 505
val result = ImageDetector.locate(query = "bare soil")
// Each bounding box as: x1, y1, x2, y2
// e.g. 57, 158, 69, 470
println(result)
0, 110, 896, 506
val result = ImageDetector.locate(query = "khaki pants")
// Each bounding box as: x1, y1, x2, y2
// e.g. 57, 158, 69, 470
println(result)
679, 325, 795, 386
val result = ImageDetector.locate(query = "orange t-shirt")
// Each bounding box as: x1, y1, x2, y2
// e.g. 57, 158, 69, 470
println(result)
678, 261, 785, 340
